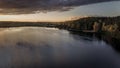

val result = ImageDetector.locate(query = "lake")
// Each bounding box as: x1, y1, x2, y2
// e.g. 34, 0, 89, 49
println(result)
0, 27, 120, 68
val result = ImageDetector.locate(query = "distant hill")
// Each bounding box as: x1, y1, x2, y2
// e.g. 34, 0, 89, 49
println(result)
0, 21, 56, 27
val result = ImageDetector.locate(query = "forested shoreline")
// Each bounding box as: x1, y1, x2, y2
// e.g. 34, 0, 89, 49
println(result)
0, 16, 120, 39
56, 16, 120, 39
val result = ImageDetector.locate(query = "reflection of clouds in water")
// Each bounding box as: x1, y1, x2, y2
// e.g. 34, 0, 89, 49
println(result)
0, 27, 119, 68
0, 27, 76, 68
0, 27, 76, 48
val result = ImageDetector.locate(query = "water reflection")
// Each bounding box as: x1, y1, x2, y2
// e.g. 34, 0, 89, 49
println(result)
0, 27, 120, 68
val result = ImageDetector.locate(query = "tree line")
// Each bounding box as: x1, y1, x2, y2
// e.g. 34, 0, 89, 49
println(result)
55, 16, 120, 39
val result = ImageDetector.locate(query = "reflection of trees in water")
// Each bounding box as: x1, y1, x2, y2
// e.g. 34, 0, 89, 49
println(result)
69, 31, 120, 53
102, 36, 120, 52
69, 31, 102, 41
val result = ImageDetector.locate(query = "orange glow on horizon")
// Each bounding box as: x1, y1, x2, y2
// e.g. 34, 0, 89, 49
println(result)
0, 14, 82, 22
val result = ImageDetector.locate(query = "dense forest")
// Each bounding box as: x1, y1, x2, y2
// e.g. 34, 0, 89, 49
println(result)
56, 16, 120, 39
57, 16, 120, 31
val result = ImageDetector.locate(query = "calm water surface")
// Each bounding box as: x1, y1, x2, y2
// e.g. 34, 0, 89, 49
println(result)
0, 27, 120, 68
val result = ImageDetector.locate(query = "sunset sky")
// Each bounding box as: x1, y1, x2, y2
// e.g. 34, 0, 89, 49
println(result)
0, 0, 120, 22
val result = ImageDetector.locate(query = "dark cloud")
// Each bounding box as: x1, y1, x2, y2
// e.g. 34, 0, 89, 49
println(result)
0, 0, 119, 14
